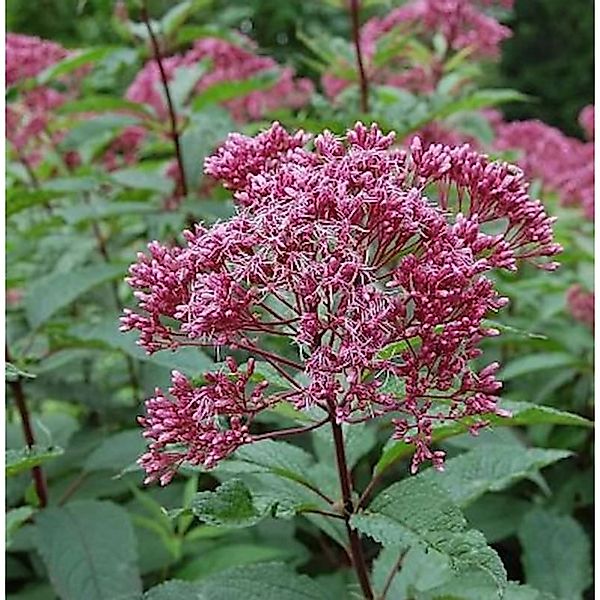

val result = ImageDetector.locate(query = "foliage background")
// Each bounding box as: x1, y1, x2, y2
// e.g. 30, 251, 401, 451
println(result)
7, 0, 594, 135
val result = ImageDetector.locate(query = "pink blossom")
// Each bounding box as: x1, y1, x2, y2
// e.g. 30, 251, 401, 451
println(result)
324, 0, 512, 100
124, 121, 559, 481
566, 285, 594, 329
126, 36, 313, 122
495, 108, 595, 219
6, 33, 67, 86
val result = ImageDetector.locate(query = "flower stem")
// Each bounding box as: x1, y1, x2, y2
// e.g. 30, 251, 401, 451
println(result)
330, 418, 374, 599
349, 0, 369, 113
6, 343, 48, 508
140, 1, 188, 197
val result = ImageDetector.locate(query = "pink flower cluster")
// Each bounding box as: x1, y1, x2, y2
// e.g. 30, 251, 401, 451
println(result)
324, 0, 512, 99
122, 121, 560, 483
6, 33, 67, 87
6, 34, 70, 167
566, 285, 594, 329
127, 36, 313, 122
495, 105, 595, 219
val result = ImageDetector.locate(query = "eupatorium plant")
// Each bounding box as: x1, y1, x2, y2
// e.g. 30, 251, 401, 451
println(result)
122, 121, 560, 486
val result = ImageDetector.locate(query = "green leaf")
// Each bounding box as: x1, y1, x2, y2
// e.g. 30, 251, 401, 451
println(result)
503, 582, 558, 600
37, 46, 121, 84
196, 562, 327, 599
70, 317, 214, 374
191, 479, 269, 528
25, 263, 126, 328
60, 114, 140, 152
375, 400, 591, 477
430, 88, 530, 121
180, 106, 234, 189
500, 353, 578, 380
58, 96, 152, 116
518, 509, 591, 599
464, 494, 531, 543
144, 581, 204, 600
6, 446, 64, 477
35, 500, 142, 600
420, 445, 571, 506
56, 200, 157, 225
169, 62, 210, 112
6, 189, 63, 217
351, 477, 507, 595
110, 167, 174, 194
190, 70, 279, 112
84, 430, 146, 474
176, 543, 295, 581
6, 362, 36, 382
6, 507, 35, 548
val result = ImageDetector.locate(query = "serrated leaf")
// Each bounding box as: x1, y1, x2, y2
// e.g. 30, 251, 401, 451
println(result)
196, 562, 327, 599
352, 477, 507, 595
6, 446, 64, 477
375, 400, 591, 477
518, 509, 591, 599
144, 581, 204, 600
35, 500, 142, 600
25, 263, 126, 328
191, 479, 268, 528
420, 445, 571, 506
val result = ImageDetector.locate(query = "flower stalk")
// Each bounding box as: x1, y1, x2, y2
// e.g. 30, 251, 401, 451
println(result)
140, 1, 188, 197
349, 0, 369, 113
6, 343, 48, 508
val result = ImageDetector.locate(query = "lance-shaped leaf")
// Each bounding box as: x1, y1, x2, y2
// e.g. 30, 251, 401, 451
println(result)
6, 446, 63, 477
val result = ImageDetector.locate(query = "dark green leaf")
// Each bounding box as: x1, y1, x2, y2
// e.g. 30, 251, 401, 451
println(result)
35, 500, 142, 600
518, 509, 591, 599
25, 263, 126, 328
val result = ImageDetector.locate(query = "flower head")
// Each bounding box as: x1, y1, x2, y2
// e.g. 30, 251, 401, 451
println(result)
125, 121, 559, 481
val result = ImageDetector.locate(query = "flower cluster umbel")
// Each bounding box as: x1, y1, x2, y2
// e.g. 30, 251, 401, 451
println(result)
122, 121, 560, 484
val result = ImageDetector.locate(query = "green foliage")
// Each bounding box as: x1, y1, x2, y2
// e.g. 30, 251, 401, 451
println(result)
34, 501, 142, 600
6, 446, 64, 477
518, 509, 592, 600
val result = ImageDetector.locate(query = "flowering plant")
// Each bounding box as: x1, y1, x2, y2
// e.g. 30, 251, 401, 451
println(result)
5, 2, 593, 599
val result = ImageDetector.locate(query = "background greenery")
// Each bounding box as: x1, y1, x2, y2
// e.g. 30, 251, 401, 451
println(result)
7, 0, 594, 135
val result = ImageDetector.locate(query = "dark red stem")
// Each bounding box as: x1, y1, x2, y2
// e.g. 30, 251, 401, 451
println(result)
350, 0, 369, 113
6, 344, 48, 507
141, 2, 188, 197
330, 418, 374, 599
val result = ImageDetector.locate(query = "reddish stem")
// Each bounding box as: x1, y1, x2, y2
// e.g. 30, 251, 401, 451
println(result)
6, 344, 48, 507
141, 2, 188, 197
330, 417, 374, 599
350, 0, 369, 113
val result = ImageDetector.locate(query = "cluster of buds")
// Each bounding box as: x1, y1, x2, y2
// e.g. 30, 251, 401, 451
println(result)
123, 121, 560, 483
